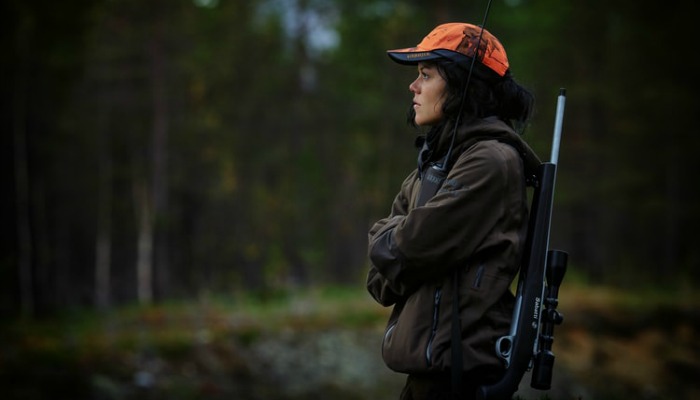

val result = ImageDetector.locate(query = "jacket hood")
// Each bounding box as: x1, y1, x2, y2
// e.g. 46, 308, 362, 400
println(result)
421, 117, 541, 180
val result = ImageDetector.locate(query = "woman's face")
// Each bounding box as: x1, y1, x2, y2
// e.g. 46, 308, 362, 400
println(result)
409, 63, 446, 126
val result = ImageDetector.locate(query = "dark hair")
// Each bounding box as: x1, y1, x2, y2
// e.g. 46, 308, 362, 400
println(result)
407, 59, 535, 134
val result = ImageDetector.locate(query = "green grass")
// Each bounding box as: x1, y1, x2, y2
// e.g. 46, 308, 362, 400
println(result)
1, 283, 698, 400
3, 281, 696, 362
1, 285, 387, 360
0, 285, 394, 400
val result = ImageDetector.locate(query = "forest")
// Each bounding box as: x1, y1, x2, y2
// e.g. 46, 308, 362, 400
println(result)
2, 0, 699, 398
4, 0, 698, 315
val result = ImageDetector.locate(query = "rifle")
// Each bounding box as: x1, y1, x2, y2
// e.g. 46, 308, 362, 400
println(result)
476, 89, 569, 400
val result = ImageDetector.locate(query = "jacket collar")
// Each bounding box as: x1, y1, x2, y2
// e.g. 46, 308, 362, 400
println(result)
418, 116, 541, 179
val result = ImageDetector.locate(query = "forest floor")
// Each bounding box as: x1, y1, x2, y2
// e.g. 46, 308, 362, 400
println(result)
1, 284, 698, 400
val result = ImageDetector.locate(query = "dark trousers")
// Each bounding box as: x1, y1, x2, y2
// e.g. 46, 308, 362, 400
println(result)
399, 369, 501, 400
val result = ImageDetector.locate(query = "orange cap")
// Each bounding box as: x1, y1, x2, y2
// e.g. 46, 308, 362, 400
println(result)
387, 22, 509, 77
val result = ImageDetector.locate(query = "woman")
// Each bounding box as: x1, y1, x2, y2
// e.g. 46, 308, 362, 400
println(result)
366, 22, 541, 399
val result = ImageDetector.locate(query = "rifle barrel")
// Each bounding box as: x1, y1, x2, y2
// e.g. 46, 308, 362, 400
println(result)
550, 88, 566, 165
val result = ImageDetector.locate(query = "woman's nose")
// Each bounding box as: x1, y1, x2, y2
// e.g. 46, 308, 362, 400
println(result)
409, 78, 419, 93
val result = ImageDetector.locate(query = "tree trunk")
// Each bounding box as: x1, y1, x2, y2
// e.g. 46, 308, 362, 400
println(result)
663, 144, 679, 277
135, 179, 153, 305
95, 106, 113, 310
150, 0, 169, 300
13, 15, 33, 318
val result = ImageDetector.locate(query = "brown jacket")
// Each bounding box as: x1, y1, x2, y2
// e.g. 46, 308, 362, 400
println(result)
367, 117, 540, 375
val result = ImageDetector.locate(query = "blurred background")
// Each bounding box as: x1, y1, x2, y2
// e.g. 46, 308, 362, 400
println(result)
2, 0, 698, 399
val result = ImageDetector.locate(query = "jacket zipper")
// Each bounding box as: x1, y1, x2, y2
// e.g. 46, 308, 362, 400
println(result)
472, 264, 485, 289
384, 323, 396, 344
425, 286, 442, 366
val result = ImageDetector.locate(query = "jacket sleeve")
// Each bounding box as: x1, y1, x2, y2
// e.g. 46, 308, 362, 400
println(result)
366, 172, 415, 306
368, 142, 521, 297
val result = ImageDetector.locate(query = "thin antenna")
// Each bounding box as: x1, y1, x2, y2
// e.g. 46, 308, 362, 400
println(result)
441, 0, 494, 169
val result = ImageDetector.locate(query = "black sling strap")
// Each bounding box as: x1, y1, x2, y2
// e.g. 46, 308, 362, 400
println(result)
451, 268, 463, 397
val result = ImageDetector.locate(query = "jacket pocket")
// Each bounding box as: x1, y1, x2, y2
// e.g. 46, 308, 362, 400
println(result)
381, 285, 442, 373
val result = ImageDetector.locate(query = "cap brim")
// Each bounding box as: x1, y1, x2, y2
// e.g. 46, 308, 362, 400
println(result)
387, 48, 473, 69
386, 48, 444, 65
